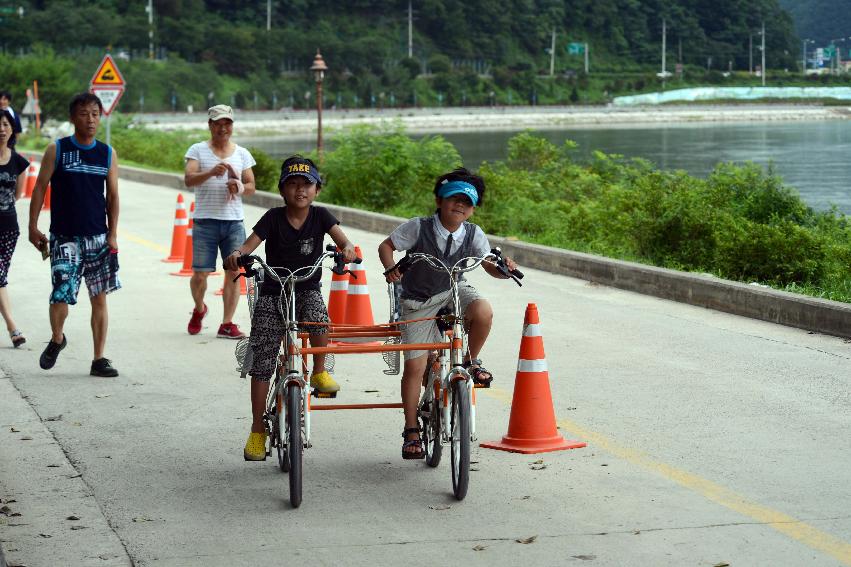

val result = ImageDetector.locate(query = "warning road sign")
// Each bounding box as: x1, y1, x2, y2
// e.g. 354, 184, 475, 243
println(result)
91, 86, 124, 116
91, 54, 125, 86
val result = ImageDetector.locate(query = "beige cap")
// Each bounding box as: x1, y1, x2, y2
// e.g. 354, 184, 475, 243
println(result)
208, 104, 234, 121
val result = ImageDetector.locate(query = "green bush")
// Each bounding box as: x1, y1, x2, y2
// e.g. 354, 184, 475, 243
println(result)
319, 122, 461, 218
107, 122, 851, 303
247, 147, 279, 193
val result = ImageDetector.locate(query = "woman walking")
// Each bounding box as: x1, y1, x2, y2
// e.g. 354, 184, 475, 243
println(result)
0, 109, 29, 347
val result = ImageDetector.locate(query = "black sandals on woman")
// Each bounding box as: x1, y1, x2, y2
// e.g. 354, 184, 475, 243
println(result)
402, 427, 424, 460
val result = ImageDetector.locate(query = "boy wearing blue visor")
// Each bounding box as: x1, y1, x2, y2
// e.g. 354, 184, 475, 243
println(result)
378, 168, 518, 459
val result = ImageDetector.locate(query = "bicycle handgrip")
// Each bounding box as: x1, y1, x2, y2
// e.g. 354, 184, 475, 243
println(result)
510, 268, 524, 279
236, 254, 255, 268
384, 255, 412, 276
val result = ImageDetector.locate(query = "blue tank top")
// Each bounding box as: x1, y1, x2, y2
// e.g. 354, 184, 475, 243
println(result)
50, 136, 112, 236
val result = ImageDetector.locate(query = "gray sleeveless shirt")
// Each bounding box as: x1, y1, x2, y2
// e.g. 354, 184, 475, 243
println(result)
400, 216, 478, 301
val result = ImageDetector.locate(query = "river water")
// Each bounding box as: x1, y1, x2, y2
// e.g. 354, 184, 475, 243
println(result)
246, 120, 851, 215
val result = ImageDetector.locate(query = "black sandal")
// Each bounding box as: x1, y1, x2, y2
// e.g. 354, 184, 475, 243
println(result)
464, 359, 493, 388
402, 427, 424, 460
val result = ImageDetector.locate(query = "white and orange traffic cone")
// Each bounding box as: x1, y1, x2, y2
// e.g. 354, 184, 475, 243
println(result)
171, 202, 195, 277
24, 161, 39, 198
162, 194, 189, 263
480, 303, 586, 454
342, 246, 375, 327
327, 249, 349, 324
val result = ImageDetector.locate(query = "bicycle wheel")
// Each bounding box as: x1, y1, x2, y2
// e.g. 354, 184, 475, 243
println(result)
286, 383, 303, 508
275, 386, 289, 472
419, 395, 442, 468
450, 380, 470, 500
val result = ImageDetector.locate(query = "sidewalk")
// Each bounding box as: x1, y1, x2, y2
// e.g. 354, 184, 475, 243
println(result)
0, 371, 131, 566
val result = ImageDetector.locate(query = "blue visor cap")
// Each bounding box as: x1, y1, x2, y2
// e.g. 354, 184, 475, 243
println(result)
438, 180, 479, 206
279, 159, 321, 187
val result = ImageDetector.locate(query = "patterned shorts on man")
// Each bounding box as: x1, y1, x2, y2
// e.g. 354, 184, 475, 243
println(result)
49, 233, 121, 305
249, 290, 330, 381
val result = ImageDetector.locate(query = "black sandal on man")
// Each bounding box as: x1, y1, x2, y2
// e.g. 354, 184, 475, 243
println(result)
402, 427, 425, 460
464, 358, 493, 388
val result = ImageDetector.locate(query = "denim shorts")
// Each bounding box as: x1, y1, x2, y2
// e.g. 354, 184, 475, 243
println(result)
191, 218, 246, 272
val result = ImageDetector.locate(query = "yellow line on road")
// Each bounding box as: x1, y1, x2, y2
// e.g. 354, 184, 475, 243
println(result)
122, 231, 169, 254
483, 387, 851, 565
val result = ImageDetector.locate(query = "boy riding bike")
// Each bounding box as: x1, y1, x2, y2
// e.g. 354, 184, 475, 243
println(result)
378, 168, 517, 459
225, 155, 356, 461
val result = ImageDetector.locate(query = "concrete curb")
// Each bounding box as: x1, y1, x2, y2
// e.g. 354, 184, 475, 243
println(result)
119, 165, 851, 339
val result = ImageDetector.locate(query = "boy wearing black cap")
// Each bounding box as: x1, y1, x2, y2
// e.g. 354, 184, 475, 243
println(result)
224, 155, 356, 461
378, 168, 517, 459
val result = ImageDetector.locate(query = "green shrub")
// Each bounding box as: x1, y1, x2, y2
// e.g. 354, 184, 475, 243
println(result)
247, 147, 279, 193
319, 122, 461, 218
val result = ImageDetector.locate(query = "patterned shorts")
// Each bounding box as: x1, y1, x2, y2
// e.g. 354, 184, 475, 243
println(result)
249, 290, 330, 381
0, 230, 19, 288
49, 233, 121, 305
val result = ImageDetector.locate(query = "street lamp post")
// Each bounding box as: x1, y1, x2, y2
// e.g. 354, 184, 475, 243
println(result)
310, 49, 328, 156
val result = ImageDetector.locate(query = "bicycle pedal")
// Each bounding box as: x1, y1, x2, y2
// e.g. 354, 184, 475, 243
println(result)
312, 389, 337, 399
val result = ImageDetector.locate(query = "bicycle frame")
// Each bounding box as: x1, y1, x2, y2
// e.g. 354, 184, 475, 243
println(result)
401, 251, 504, 444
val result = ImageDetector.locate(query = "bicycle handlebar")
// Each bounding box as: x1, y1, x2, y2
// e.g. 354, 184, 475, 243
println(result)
235, 244, 361, 285
384, 247, 524, 287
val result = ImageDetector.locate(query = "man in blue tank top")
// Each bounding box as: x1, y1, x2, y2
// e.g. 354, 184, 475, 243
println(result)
28, 93, 121, 377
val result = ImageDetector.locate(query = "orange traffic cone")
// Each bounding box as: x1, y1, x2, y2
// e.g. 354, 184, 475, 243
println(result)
481, 303, 586, 454
41, 183, 51, 210
162, 194, 188, 263
171, 202, 195, 277
342, 246, 375, 327
24, 161, 38, 198
214, 268, 248, 296
327, 248, 349, 324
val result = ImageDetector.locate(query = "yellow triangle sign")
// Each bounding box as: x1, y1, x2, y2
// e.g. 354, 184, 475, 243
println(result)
91, 55, 125, 86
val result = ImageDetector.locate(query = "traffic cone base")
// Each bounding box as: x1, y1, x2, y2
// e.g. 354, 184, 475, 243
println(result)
481, 303, 586, 454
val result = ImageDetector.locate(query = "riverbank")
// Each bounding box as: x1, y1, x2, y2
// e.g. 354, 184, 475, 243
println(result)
133, 103, 851, 137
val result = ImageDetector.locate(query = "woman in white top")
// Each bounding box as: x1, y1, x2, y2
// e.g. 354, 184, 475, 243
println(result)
183, 104, 256, 339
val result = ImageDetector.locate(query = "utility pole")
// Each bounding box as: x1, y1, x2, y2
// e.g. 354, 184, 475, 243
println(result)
407, 0, 413, 58
661, 18, 667, 83
267, 0, 271, 31
761, 21, 766, 86
550, 28, 556, 76
584, 42, 589, 73
146, 0, 154, 60
749, 34, 753, 74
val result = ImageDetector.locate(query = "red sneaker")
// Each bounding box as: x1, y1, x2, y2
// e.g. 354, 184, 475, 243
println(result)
188, 304, 208, 335
217, 322, 246, 339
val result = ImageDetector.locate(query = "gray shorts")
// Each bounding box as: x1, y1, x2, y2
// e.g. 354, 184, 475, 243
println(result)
400, 283, 484, 361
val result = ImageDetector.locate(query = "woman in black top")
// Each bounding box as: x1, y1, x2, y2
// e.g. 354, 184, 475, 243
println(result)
0, 109, 29, 347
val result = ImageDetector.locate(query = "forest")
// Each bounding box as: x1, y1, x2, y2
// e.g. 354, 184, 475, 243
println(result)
0, 1, 804, 115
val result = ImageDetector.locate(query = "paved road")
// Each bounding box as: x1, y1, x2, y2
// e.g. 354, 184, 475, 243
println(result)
1, 179, 850, 566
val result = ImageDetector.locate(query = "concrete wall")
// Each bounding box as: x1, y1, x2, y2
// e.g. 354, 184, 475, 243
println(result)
120, 165, 851, 339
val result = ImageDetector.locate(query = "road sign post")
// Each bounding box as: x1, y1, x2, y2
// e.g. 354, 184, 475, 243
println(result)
89, 54, 126, 146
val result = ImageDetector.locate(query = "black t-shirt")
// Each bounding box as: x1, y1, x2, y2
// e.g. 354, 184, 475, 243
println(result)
0, 151, 29, 232
253, 205, 339, 295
